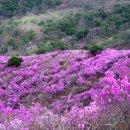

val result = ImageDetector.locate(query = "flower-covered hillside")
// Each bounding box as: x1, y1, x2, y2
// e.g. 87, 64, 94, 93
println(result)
0, 49, 130, 130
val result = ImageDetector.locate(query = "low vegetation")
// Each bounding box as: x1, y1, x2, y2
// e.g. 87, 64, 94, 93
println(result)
0, 49, 130, 129
7, 57, 23, 67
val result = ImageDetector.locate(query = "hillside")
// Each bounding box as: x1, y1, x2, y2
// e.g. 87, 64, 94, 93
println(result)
0, 0, 130, 55
0, 0, 65, 18
0, 49, 130, 129
0, 0, 130, 130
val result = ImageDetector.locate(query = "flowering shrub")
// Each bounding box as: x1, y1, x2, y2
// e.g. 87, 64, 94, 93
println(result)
0, 49, 130, 129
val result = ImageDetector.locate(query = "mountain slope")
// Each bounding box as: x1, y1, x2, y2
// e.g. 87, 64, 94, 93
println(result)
0, 0, 130, 55
0, 49, 130, 129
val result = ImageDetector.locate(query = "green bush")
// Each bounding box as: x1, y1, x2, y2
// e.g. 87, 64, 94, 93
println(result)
7, 57, 23, 67
58, 18, 75, 35
26, 30, 36, 41
7, 39, 15, 47
110, 14, 124, 28
75, 29, 89, 40
1, 0, 18, 17
13, 30, 21, 37
36, 40, 67, 54
36, 41, 54, 54
38, 21, 45, 26
92, 18, 102, 27
7, 38, 24, 50
43, 0, 63, 7
35, 47, 47, 54
114, 4, 130, 18
84, 44, 104, 55
45, 22, 58, 32
98, 7, 106, 19
52, 40, 67, 50
84, 12, 94, 21
45, 17, 75, 35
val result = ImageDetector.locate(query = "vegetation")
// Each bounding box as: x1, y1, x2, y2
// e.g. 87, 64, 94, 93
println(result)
0, 1, 130, 55
43, 0, 63, 7
36, 40, 67, 54
84, 44, 104, 55
7, 57, 23, 67
26, 30, 36, 41
0, 0, 64, 18
0, 49, 130, 129
42, 3, 130, 52
0, 1, 130, 130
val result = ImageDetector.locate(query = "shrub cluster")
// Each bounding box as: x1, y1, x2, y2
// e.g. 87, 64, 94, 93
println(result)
84, 44, 104, 55
7, 57, 23, 67
36, 40, 67, 54
0, 49, 130, 129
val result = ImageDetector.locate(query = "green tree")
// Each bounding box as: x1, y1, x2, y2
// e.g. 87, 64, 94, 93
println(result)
1, 0, 18, 17
43, 0, 63, 7
75, 29, 89, 40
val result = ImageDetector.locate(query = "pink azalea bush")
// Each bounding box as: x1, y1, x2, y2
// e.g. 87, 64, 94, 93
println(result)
0, 49, 130, 129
